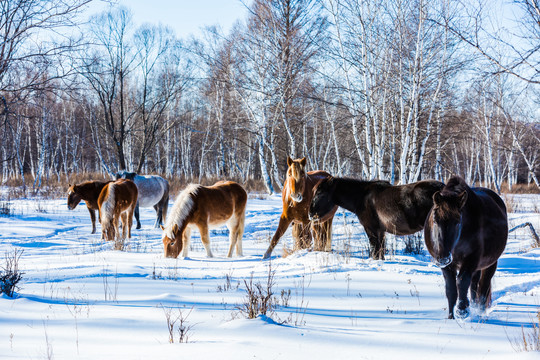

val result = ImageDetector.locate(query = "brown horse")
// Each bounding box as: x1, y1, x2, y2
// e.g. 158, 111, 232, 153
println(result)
424, 176, 507, 319
309, 176, 444, 260
161, 181, 247, 258
262, 157, 337, 260
67, 180, 112, 234
98, 179, 138, 241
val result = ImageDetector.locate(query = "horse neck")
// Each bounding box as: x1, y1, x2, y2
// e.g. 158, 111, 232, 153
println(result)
332, 178, 372, 213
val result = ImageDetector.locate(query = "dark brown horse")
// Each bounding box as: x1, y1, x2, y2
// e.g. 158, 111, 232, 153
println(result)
424, 176, 507, 319
262, 157, 337, 259
161, 181, 247, 258
98, 179, 138, 241
309, 176, 444, 260
67, 180, 112, 234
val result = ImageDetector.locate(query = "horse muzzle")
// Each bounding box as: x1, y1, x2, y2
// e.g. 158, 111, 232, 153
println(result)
434, 254, 453, 268
291, 194, 303, 203
308, 213, 319, 222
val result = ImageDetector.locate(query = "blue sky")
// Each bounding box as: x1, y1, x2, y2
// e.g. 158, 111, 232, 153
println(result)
89, 0, 249, 38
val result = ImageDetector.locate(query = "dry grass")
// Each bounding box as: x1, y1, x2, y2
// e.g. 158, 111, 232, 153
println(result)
508, 309, 540, 352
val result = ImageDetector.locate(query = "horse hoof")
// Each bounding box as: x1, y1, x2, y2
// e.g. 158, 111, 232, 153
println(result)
262, 252, 271, 260
455, 307, 470, 319
136, 225, 141, 230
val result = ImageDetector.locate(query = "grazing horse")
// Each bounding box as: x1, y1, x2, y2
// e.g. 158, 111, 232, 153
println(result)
161, 181, 247, 258
424, 176, 507, 319
309, 176, 444, 260
115, 171, 169, 229
98, 179, 138, 241
67, 180, 112, 234
262, 157, 337, 260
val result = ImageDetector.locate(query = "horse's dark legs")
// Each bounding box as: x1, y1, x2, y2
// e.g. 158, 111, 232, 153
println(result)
293, 222, 312, 250
134, 201, 141, 229
441, 266, 458, 319
470, 270, 481, 304
153, 194, 169, 228
88, 207, 96, 234
263, 215, 292, 259
477, 262, 498, 310
455, 268, 473, 318
312, 218, 333, 252
365, 228, 385, 260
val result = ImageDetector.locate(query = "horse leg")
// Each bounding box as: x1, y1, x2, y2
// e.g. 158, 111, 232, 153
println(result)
470, 270, 481, 305
263, 215, 292, 259
153, 204, 161, 229
198, 224, 214, 258
235, 212, 245, 257
121, 212, 128, 239
88, 207, 96, 234
135, 201, 141, 229
127, 204, 135, 239
478, 262, 498, 310
441, 266, 458, 319
365, 228, 384, 260
293, 223, 312, 250
455, 268, 473, 319
311, 222, 323, 251
181, 227, 192, 258
323, 218, 334, 252
226, 221, 237, 258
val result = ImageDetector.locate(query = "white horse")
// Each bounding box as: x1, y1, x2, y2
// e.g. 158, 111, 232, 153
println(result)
115, 171, 169, 229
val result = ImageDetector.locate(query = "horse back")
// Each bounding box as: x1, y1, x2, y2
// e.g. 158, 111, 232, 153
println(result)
195, 181, 247, 225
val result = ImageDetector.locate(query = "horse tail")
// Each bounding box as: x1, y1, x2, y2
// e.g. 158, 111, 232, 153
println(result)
164, 184, 199, 238
161, 179, 170, 224
100, 183, 116, 229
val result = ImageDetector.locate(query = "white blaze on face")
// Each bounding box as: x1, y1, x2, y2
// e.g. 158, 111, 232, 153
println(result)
431, 219, 441, 253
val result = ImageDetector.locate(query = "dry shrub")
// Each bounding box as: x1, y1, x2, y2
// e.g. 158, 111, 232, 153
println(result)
501, 182, 540, 194
237, 266, 276, 319
0, 249, 24, 298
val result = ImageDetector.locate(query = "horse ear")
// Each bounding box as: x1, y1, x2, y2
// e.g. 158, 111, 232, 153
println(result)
433, 191, 442, 205
287, 156, 293, 167
299, 157, 306, 167
160, 225, 165, 231
172, 224, 179, 235
458, 191, 468, 209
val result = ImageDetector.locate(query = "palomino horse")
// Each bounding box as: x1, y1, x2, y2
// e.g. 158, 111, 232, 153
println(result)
98, 179, 138, 241
67, 180, 112, 234
262, 157, 337, 260
161, 181, 247, 258
309, 176, 444, 260
115, 171, 169, 229
424, 176, 507, 319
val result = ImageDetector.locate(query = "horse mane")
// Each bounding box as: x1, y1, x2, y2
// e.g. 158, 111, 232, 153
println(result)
100, 183, 115, 228
335, 177, 392, 188
441, 176, 469, 196
164, 184, 200, 238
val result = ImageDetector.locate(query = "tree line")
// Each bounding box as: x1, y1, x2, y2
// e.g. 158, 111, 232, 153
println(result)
1, 0, 539, 194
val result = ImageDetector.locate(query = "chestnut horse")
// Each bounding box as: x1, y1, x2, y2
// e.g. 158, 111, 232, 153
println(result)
262, 157, 337, 260
68, 180, 112, 234
98, 179, 138, 241
424, 176, 507, 319
309, 176, 444, 260
161, 181, 247, 258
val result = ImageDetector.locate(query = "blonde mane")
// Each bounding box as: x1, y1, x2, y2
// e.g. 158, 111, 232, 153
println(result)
164, 184, 200, 238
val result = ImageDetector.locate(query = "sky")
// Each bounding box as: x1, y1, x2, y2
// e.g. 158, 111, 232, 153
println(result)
88, 0, 249, 39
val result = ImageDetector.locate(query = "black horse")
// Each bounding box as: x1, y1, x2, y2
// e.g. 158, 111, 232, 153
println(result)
424, 176, 507, 319
309, 177, 444, 260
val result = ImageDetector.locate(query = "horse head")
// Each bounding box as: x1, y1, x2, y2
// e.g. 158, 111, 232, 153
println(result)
309, 176, 335, 222
161, 224, 182, 258
426, 190, 467, 268
67, 184, 82, 210
116, 171, 136, 181
286, 156, 307, 203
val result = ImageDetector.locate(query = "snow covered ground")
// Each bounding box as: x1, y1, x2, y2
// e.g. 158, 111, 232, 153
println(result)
0, 192, 539, 359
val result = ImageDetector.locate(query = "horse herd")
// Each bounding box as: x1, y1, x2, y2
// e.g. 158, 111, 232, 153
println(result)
67, 158, 508, 320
